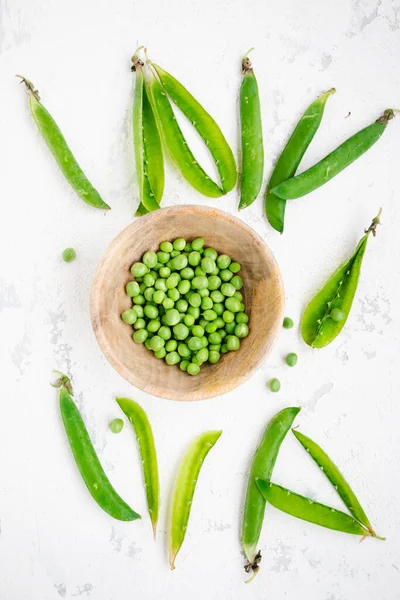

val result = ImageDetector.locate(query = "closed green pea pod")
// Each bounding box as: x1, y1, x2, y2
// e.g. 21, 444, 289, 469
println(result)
152, 63, 237, 194
169, 430, 222, 569
265, 88, 335, 233
301, 210, 381, 348
239, 51, 264, 210
18, 77, 110, 210
272, 110, 395, 200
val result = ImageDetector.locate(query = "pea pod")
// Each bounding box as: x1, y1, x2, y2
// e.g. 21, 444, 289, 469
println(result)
116, 397, 159, 537
169, 430, 222, 570
241, 407, 300, 581
272, 109, 395, 200
53, 373, 140, 522
292, 430, 383, 538
132, 53, 164, 215
239, 50, 264, 210
18, 76, 110, 210
265, 88, 335, 232
301, 210, 381, 348
256, 480, 371, 537
152, 62, 237, 195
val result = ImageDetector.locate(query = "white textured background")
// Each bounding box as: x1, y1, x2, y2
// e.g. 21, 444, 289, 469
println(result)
1, 0, 399, 598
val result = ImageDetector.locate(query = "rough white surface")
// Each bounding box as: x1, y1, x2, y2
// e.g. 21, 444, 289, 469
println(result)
1, 0, 399, 598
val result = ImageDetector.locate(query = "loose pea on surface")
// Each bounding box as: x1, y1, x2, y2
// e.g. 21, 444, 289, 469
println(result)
110, 418, 124, 434
286, 352, 298, 367
62, 247, 76, 262
269, 378, 281, 392
283, 317, 294, 329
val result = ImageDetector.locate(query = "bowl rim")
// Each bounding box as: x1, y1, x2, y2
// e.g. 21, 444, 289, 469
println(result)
90, 205, 284, 401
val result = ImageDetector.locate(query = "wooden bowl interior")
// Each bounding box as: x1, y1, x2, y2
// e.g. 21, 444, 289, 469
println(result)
90, 206, 284, 400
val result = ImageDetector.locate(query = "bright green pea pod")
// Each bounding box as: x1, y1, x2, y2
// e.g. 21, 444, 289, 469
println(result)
18, 77, 110, 210
272, 109, 395, 200
301, 210, 381, 348
239, 51, 264, 210
53, 373, 140, 522
265, 88, 335, 232
256, 480, 371, 537
169, 430, 222, 570
152, 63, 237, 194
116, 397, 160, 537
241, 407, 300, 580
292, 430, 383, 538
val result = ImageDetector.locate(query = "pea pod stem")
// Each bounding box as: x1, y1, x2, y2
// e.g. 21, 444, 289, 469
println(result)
53, 372, 140, 522
17, 76, 110, 210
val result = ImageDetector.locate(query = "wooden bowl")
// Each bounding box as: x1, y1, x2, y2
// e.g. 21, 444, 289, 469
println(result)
90, 205, 284, 401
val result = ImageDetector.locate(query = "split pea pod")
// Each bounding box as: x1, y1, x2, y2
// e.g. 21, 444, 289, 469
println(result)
239, 50, 264, 210
132, 53, 164, 215
53, 373, 140, 522
272, 109, 395, 200
265, 88, 335, 232
241, 407, 300, 580
18, 76, 110, 210
256, 480, 370, 537
152, 62, 237, 194
116, 397, 160, 537
169, 430, 222, 570
292, 430, 383, 538
301, 210, 381, 348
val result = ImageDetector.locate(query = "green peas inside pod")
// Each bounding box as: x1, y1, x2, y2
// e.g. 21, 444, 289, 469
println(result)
123, 239, 251, 374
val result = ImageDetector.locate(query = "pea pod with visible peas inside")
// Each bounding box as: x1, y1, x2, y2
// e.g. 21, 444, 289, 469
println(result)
265, 88, 335, 232
301, 210, 381, 348
18, 76, 110, 210
272, 110, 396, 200
241, 407, 300, 582
116, 397, 160, 537
53, 372, 140, 522
169, 430, 222, 570
239, 49, 264, 210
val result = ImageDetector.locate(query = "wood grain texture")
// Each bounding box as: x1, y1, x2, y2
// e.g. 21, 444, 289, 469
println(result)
90, 205, 284, 401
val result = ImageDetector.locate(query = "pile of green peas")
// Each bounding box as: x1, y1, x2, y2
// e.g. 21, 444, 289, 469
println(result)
121, 237, 250, 376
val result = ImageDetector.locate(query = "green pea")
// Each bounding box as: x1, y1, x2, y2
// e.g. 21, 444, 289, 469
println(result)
177, 343, 191, 358
196, 348, 209, 363
132, 305, 144, 318
162, 297, 175, 310
205, 321, 218, 333
183, 314, 195, 327
142, 251, 158, 269
229, 262, 241, 273
200, 336, 209, 348
178, 279, 191, 295
126, 281, 140, 297
209, 343, 221, 351
173, 323, 189, 340
201, 297, 213, 310
195, 266, 206, 277
188, 251, 201, 266
192, 325, 204, 338
109, 418, 124, 434
133, 318, 146, 330
147, 319, 161, 333
189, 293, 201, 308
221, 283, 236, 297
170, 250, 180, 258
165, 351, 180, 365
209, 331, 222, 345
202, 309, 216, 321
209, 350, 221, 364
143, 273, 155, 287
225, 322, 235, 334
144, 287, 155, 302
188, 337, 202, 351
185, 242, 193, 252
234, 291, 243, 301
149, 335, 165, 352
203, 248, 217, 260
214, 317, 225, 329
139, 282, 147, 294
133, 294, 145, 305
154, 347, 167, 358
157, 251, 170, 264
170, 254, 188, 271
223, 310, 235, 323
62, 247, 76, 262
220, 269, 233, 282
235, 323, 249, 338
225, 297, 241, 313
133, 329, 148, 343
213, 302, 224, 315
217, 254, 231, 269
269, 378, 281, 392
191, 238, 204, 251
283, 316, 294, 329
219, 330, 227, 340
199, 318, 208, 329
155, 278, 168, 292
286, 352, 298, 367
211, 290, 224, 303
230, 276, 243, 290
226, 335, 240, 351
165, 273, 180, 289
172, 238, 186, 251
168, 288, 180, 301
199, 288, 210, 298
221, 344, 229, 353
153, 290, 166, 304
159, 266, 171, 278
192, 276, 208, 290
187, 306, 200, 319
153, 262, 162, 271
143, 305, 158, 320
121, 309, 137, 325
239, 302, 245, 312
180, 267, 195, 280
165, 339, 178, 352
180, 359, 190, 371
201, 257, 216, 273
208, 275, 221, 291
330, 308, 345, 322
131, 262, 148, 278
163, 309, 180, 326
158, 326, 171, 340
236, 312, 249, 324
186, 362, 200, 375
175, 299, 188, 313
159, 241, 173, 253
210, 266, 220, 276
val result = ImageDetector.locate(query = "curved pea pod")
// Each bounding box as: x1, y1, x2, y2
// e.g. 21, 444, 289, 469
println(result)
241, 407, 300, 580
301, 210, 381, 348
152, 63, 237, 195
18, 77, 110, 210
239, 51, 264, 210
292, 430, 383, 539
265, 88, 335, 232
256, 480, 371, 537
116, 397, 160, 537
53, 373, 140, 522
169, 430, 222, 570
132, 58, 164, 215
272, 109, 395, 200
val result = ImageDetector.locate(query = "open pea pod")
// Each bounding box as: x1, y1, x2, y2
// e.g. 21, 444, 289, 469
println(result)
301, 210, 381, 348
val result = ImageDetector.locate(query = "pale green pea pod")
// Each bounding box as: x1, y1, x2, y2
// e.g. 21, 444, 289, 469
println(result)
169, 430, 222, 569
